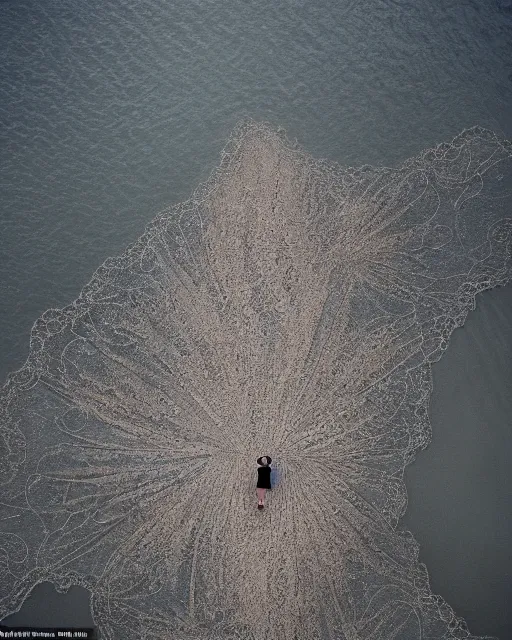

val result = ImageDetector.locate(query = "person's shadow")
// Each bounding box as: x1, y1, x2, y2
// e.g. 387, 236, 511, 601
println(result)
270, 464, 279, 489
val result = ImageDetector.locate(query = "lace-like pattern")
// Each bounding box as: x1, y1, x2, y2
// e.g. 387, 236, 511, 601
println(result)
1, 121, 511, 640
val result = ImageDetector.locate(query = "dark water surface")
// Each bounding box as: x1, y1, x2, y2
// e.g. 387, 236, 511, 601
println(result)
401, 285, 512, 640
1, 0, 511, 636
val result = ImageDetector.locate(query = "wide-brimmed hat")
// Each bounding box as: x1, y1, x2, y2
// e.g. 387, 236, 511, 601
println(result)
257, 456, 272, 466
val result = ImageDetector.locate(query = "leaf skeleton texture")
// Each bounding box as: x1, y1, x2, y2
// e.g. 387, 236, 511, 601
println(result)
0, 120, 511, 640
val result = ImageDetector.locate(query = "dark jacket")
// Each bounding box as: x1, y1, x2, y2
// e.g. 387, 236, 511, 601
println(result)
257, 465, 271, 489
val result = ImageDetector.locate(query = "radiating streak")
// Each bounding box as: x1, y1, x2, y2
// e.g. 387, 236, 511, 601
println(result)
1, 122, 511, 640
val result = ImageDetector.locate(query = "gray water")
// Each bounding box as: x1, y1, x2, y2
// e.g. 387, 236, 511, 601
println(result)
401, 284, 512, 639
1, 0, 511, 637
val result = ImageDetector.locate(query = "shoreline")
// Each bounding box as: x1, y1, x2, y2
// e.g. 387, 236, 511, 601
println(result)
3, 285, 511, 638
400, 283, 512, 639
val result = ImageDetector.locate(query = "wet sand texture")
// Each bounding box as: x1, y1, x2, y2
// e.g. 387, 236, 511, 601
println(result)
0, 121, 511, 639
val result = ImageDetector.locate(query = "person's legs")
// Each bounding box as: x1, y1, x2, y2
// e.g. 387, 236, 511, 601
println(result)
257, 488, 266, 506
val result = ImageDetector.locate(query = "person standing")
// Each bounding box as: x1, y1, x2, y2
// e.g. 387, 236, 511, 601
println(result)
256, 455, 272, 510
